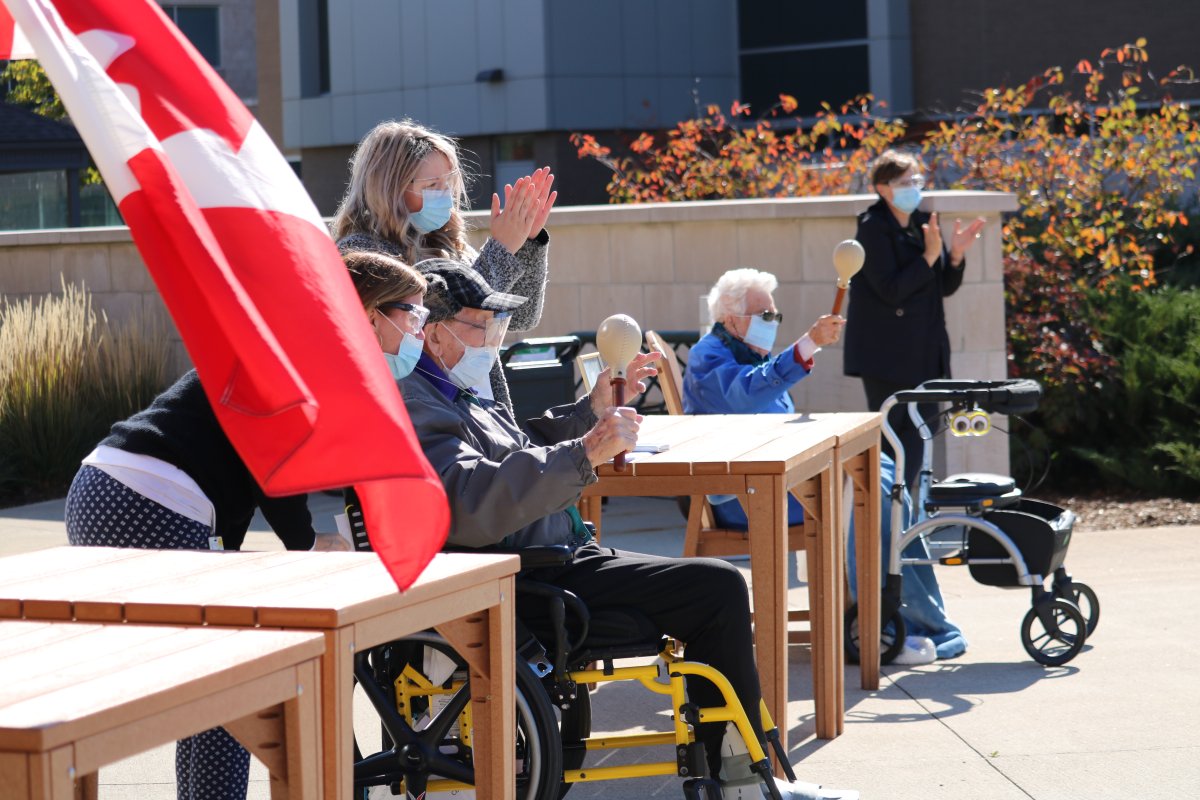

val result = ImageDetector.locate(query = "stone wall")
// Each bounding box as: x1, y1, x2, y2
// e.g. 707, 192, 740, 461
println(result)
0, 191, 1018, 474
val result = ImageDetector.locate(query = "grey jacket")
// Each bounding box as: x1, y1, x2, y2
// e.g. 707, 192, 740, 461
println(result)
336, 230, 550, 407
398, 371, 598, 550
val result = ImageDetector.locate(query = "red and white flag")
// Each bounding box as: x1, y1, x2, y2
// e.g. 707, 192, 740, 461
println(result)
0, 0, 449, 589
0, 5, 32, 59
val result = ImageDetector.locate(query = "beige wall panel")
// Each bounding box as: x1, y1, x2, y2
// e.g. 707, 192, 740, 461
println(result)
610, 224, 675, 284
671, 221, 739, 284
547, 225, 613, 284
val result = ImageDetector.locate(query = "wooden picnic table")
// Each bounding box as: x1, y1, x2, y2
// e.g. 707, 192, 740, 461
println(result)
0, 620, 323, 800
0, 548, 520, 800
580, 412, 882, 746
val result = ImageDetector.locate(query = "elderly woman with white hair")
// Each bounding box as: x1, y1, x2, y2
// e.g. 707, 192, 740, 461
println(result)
683, 267, 967, 664
683, 268, 843, 529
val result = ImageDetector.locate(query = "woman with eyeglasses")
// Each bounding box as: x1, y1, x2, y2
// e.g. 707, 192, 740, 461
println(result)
682, 267, 843, 528
843, 150, 986, 489
331, 119, 555, 409
61, 249, 427, 800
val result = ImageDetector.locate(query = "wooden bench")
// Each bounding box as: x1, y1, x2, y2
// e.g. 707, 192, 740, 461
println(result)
0, 620, 324, 800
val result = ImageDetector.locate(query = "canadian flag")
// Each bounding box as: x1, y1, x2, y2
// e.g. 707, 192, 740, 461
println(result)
0, 4, 31, 58
0, 0, 449, 589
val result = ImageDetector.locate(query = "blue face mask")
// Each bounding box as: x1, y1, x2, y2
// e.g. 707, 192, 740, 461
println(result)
379, 314, 423, 380
891, 186, 923, 214
742, 316, 779, 352
383, 332, 423, 380
409, 188, 454, 234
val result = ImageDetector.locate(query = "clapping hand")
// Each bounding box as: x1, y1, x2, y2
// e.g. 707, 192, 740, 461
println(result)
588, 351, 660, 419
922, 212, 944, 267
490, 167, 557, 254
949, 216, 987, 266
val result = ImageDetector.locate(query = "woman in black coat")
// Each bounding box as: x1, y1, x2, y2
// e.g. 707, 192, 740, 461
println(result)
843, 150, 985, 486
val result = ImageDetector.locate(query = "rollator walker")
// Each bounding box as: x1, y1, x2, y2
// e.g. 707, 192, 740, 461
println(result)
846, 378, 1099, 667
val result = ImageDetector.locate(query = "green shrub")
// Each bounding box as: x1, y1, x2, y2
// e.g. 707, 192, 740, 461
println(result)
0, 281, 170, 505
1073, 284, 1200, 493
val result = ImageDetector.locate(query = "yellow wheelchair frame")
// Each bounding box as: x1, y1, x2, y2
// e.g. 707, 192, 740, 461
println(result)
392, 638, 783, 795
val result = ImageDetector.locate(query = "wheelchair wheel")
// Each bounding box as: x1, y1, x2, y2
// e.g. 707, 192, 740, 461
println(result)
354, 632, 563, 800
1021, 599, 1086, 666
844, 603, 907, 666
1055, 580, 1100, 636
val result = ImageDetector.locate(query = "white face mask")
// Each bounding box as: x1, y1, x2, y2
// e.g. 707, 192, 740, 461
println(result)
742, 316, 779, 352
438, 322, 499, 392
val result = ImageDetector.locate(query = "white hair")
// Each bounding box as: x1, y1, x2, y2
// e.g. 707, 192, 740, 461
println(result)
707, 268, 779, 324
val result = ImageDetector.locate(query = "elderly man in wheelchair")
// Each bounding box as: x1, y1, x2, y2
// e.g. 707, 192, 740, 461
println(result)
351, 260, 858, 800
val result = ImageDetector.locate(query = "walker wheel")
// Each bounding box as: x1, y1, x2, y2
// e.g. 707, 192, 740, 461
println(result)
1021, 599, 1086, 666
1055, 580, 1100, 636
844, 603, 907, 666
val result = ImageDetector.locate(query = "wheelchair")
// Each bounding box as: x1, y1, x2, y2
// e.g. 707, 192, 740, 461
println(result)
844, 379, 1099, 667
342, 492, 798, 800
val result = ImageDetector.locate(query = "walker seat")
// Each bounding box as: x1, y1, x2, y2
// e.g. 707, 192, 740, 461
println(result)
927, 472, 1021, 511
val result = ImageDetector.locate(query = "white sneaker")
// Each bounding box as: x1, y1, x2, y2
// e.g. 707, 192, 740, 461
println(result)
718, 722, 860, 800
720, 776, 860, 800
770, 777, 860, 800
891, 634, 937, 665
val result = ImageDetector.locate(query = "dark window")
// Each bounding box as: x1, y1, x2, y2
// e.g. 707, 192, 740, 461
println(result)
298, 0, 331, 97
738, 0, 867, 50
161, 5, 220, 68
737, 0, 869, 116
740, 45, 869, 117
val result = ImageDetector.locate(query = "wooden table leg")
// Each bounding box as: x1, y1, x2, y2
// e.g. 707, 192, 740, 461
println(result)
226, 659, 321, 800
796, 468, 842, 740
0, 751, 35, 799
848, 446, 882, 690
438, 576, 516, 800
322, 629, 355, 800
813, 468, 842, 739
745, 472, 788, 764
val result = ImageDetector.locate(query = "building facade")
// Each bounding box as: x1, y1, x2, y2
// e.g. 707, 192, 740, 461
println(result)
264, 0, 1200, 214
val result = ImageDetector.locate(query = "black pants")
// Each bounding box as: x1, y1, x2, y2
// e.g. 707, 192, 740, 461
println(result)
525, 542, 762, 775
861, 376, 937, 489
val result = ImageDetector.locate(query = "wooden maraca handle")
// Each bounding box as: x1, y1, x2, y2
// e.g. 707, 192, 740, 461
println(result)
612, 376, 627, 471
832, 286, 848, 316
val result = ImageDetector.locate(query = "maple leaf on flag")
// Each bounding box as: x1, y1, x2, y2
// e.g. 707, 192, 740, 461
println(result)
1, 0, 449, 589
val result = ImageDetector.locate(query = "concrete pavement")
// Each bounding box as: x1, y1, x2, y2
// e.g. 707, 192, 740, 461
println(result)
2, 493, 1197, 799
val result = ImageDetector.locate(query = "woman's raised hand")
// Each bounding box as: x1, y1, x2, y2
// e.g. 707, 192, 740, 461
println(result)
949, 216, 987, 266
490, 167, 557, 254
528, 168, 557, 238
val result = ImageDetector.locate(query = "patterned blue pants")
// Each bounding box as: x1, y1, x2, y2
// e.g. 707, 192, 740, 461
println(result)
65, 465, 252, 800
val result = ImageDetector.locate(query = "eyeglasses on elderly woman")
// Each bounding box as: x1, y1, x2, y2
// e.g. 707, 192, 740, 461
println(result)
739, 310, 783, 323
889, 174, 926, 189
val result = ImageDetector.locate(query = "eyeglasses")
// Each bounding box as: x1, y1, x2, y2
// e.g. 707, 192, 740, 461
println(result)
378, 302, 430, 331
741, 310, 783, 323
890, 174, 926, 189
408, 170, 461, 194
